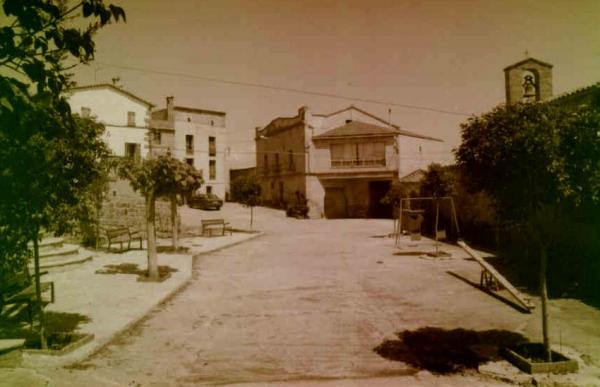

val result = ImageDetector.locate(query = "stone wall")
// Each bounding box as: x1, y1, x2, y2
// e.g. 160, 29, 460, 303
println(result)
100, 178, 179, 235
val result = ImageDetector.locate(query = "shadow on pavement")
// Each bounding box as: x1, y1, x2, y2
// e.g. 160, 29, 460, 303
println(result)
374, 327, 528, 374
446, 271, 532, 314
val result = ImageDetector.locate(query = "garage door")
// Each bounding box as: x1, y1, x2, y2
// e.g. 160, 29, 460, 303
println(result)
324, 187, 347, 218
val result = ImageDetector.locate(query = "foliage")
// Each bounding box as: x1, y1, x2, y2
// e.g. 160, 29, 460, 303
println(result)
230, 174, 262, 208
0, 0, 125, 348
118, 154, 203, 200
285, 190, 309, 219
47, 115, 112, 245
0, 0, 126, 266
380, 181, 410, 207
456, 102, 600, 228
420, 163, 456, 198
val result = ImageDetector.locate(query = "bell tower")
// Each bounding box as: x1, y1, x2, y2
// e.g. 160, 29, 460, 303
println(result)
504, 56, 553, 104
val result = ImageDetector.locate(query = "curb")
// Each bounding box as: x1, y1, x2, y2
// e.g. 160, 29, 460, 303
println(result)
52, 231, 264, 367
191, 231, 265, 260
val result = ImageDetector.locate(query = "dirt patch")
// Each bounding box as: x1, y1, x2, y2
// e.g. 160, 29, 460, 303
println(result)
374, 327, 529, 374
95, 263, 178, 276
0, 311, 91, 351
157, 246, 189, 254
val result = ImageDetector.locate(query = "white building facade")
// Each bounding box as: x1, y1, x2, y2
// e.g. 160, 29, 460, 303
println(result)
151, 97, 229, 199
67, 84, 154, 160
256, 105, 444, 218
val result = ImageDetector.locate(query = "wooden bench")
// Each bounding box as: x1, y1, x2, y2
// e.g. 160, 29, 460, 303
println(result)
0, 267, 55, 323
106, 226, 143, 252
201, 219, 231, 237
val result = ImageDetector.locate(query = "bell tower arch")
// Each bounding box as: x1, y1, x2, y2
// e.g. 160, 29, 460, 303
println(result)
504, 57, 553, 104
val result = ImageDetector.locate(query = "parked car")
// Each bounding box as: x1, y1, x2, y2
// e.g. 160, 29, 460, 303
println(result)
188, 193, 223, 210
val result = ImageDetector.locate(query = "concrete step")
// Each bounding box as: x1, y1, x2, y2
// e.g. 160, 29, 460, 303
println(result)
28, 237, 64, 251
38, 244, 80, 259
29, 251, 93, 272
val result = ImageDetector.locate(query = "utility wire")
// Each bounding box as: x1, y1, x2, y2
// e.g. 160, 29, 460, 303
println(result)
97, 62, 473, 117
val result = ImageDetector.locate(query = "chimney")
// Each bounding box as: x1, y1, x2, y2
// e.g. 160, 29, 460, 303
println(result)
166, 96, 174, 121
298, 105, 310, 119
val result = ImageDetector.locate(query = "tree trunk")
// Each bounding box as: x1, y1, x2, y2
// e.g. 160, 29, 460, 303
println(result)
250, 206, 254, 229
540, 241, 552, 362
32, 231, 47, 350
95, 193, 101, 250
170, 194, 178, 250
146, 191, 159, 280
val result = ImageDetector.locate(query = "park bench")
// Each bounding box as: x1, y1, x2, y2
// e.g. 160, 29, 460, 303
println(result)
0, 267, 55, 324
106, 226, 143, 252
201, 219, 231, 237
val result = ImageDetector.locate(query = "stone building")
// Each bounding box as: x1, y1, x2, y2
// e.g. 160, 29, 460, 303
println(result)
255, 105, 444, 219
151, 97, 229, 199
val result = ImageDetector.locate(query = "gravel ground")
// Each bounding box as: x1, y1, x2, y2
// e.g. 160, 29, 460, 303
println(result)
31, 203, 600, 386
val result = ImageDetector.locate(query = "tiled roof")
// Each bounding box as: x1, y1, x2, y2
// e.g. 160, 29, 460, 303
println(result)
549, 82, 600, 103
173, 106, 226, 116
314, 105, 443, 142
68, 83, 155, 107
313, 121, 400, 139
399, 169, 426, 183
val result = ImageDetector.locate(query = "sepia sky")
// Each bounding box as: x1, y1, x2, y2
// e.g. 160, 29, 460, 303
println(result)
69, 0, 600, 167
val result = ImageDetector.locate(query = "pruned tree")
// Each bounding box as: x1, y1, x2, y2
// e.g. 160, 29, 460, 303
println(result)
230, 174, 262, 229
456, 101, 600, 361
119, 154, 202, 278
0, 0, 125, 349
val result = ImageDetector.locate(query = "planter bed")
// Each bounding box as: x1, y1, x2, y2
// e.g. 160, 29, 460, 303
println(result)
502, 343, 578, 374
23, 332, 94, 356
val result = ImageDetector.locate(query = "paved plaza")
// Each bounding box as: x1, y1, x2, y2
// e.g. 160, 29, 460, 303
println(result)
2, 204, 599, 386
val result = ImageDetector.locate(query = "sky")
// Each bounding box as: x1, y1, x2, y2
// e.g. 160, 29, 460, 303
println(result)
69, 0, 600, 168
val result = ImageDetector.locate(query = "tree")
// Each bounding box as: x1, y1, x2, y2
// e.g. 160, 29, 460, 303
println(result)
49, 115, 112, 248
154, 155, 202, 250
230, 174, 262, 229
0, 0, 125, 349
420, 163, 455, 199
456, 101, 600, 361
119, 154, 202, 279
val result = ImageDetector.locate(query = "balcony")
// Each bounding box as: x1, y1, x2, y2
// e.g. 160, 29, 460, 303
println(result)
331, 157, 386, 168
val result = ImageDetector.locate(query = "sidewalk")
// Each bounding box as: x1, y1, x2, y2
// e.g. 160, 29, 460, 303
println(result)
15, 230, 262, 368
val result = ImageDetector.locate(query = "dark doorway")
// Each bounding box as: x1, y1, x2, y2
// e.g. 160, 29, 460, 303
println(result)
369, 180, 392, 218
324, 187, 347, 218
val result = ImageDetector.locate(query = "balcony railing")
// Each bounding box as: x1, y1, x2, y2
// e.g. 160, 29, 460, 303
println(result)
331, 158, 386, 168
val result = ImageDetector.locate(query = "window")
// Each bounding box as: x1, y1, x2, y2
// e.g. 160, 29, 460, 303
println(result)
209, 160, 216, 180
125, 143, 141, 162
263, 154, 269, 175
153, 131, 161, 145
81, 107, 91, 118
186, 158, 194, 166
330, 142, 385, 168
186, 135, 194, 154
288, 150, 295, 171
209, 136, 216, 156
127, 111, 136, 126
206, 186, 212, 194
274, 153, 280, 173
